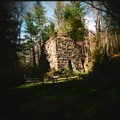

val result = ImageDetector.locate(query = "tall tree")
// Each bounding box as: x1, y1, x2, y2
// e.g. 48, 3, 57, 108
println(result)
0, 1, 27, 88
64, 1, 87, 41
84, 1, 120, 73
84, 1, 120, 26
32, 1, 46, 50
42, 21, 56, 42
23, 2, 47, 77
24, 11, 38, 68
53, 1, 65, 34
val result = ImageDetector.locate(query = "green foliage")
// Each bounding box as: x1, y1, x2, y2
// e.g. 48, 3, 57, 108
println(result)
48, 22, 56, 36
53, 1, 87, 41
25, 12, 38, 36
59, 67, 74, 77
53, 1, 65, 32
32, 1, 46, 28
0, 1, 27, 88
50, 67, 57, 75
42, 22, 56, 42
72, 70, 81, 76
53, 1, 69, 35
60, 67, 69, 77
24, 1, 46, 39
46, 67, 60, 75
63, 1, 87, 41
44, 67, 82, 80
23, 1, 47, 75
44, 67, 70, 80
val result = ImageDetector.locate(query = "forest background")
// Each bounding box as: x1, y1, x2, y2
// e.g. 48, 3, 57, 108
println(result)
0, 1, 120, 88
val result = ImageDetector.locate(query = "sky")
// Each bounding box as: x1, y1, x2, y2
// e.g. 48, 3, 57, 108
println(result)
21, 1, 96, 38
84, 12, 96, 32
21, 1, 55, 38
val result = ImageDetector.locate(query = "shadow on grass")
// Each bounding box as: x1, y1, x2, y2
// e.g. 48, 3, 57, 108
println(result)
0, 73, 120, 120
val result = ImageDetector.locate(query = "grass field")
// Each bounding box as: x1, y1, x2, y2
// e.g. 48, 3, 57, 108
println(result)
0, 73, 120, 120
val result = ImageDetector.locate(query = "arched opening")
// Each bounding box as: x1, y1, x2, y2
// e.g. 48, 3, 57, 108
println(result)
68, 60, 73, 70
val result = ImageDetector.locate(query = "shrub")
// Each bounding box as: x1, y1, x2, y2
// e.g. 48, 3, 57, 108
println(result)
59, 67, 74, 77
72, 70, 80, 76
44, 67, 61, 81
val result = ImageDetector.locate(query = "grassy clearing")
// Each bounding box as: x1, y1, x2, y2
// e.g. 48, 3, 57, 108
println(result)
0, 74, 120, 120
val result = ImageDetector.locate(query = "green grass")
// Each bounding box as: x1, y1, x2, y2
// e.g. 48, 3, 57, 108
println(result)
9, 82, 42, 89
0, 74, 120, 120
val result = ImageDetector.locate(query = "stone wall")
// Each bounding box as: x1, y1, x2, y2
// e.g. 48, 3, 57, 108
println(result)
44, 36, 58, 70
45, 35, 84, 71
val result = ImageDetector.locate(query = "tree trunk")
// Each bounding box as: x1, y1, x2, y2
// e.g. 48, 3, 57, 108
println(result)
32, 44, 36, 68
105, 27, 109, 55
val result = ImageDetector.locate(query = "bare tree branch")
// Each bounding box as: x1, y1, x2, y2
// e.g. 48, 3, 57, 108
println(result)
84, 1, 108, 13
101, 1, 120, 25
84, 1, 120, 25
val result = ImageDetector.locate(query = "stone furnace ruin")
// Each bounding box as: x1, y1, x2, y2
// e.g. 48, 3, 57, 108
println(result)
44, 35, 88, 72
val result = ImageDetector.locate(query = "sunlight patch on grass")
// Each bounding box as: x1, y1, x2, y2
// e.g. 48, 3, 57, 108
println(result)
8, 76, 82, 90
45, 76, 82, 83
10, 82, 42, 90
89, 89, 97, 93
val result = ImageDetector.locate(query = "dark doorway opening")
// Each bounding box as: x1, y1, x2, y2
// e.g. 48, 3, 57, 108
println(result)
68, 60, 73, 70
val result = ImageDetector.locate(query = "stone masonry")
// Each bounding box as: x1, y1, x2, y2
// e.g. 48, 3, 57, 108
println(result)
44, 35, 84, 71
